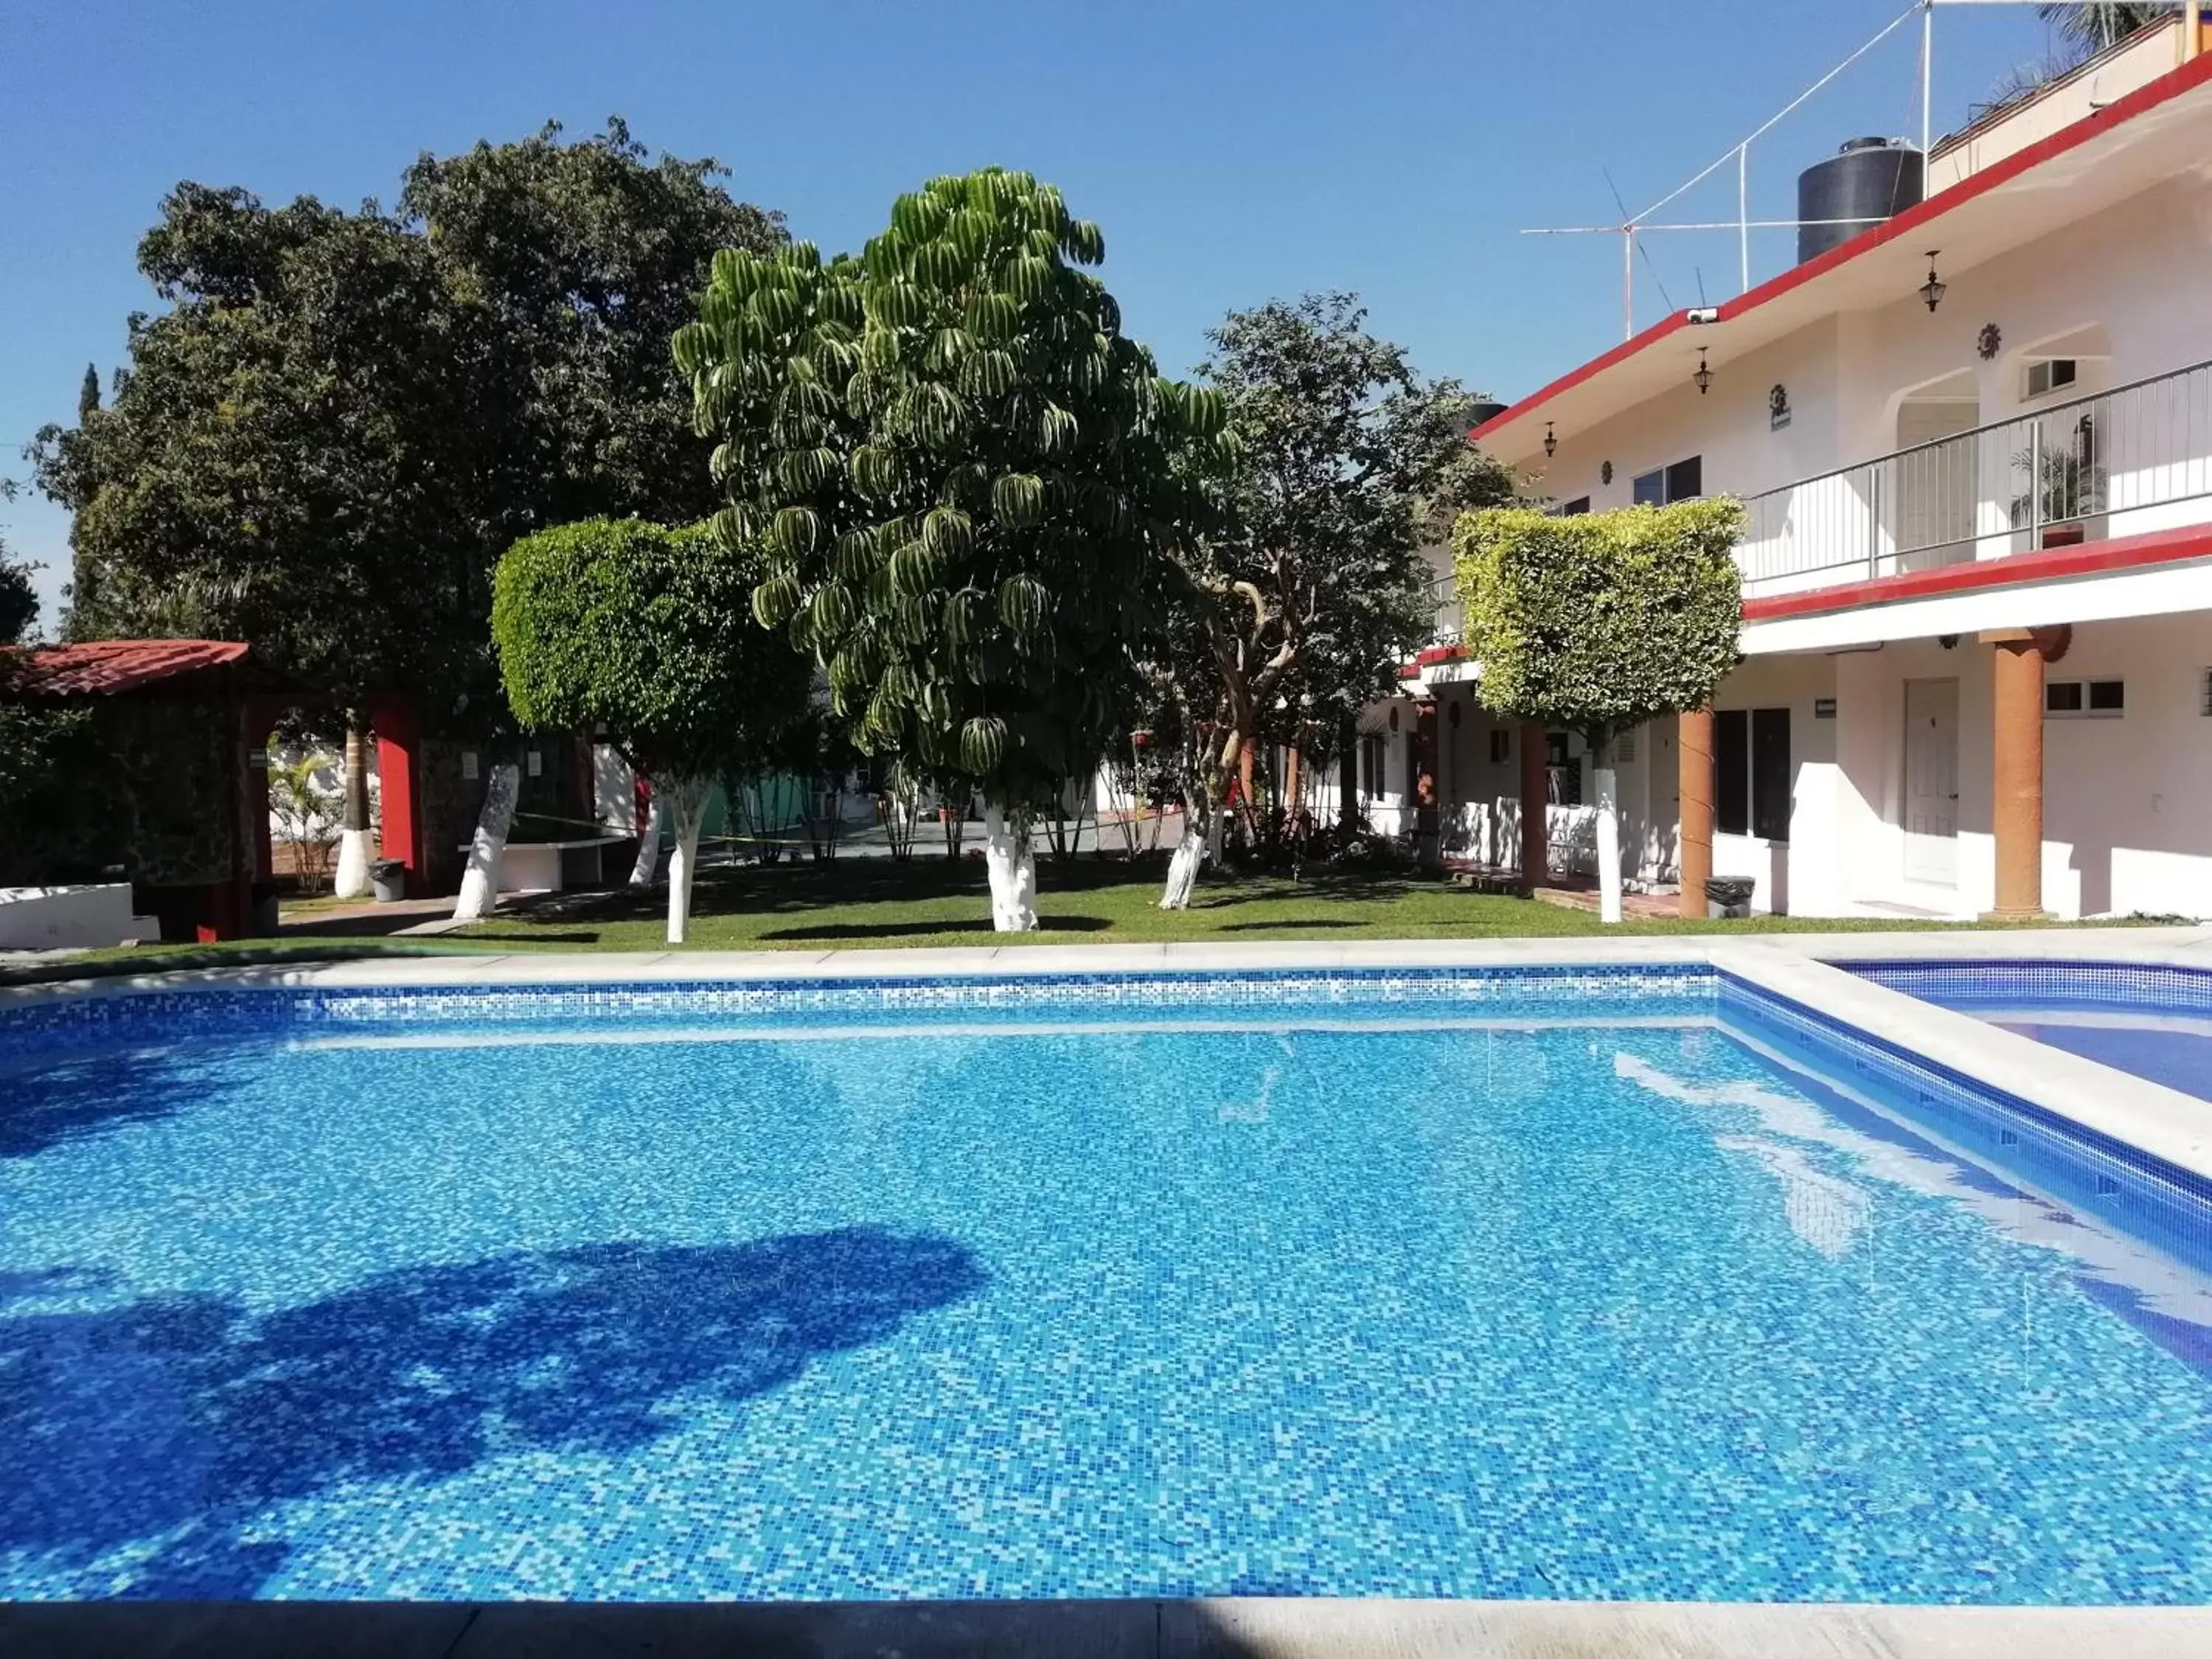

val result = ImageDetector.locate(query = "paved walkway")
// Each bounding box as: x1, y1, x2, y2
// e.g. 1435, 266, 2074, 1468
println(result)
7, 1596, 2209, 1658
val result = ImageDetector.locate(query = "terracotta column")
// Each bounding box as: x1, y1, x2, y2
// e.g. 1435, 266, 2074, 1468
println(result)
1518, 719, 1549, 887
1986, 629, 2062, 919
1677, 708, 1714, 920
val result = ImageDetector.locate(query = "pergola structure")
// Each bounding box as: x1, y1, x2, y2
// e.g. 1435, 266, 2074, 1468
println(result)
4, 639, 305, 941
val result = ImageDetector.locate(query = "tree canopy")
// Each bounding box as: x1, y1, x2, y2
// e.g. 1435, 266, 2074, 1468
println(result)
34, 119, 785, 735
493, 516, 808, 785
399, 117, 786, 540
1150, 293, 1510, 896
679, 167, 1223, 926
1453, 499, 1745, 744
493, 515, 812, 941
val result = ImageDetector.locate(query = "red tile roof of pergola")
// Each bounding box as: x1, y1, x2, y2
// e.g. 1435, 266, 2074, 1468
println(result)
1, 639, 254, 698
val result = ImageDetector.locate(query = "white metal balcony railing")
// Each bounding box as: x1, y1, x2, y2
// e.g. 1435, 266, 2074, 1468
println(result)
1427, 575, 1463, 648
1736, 358, 2212, 598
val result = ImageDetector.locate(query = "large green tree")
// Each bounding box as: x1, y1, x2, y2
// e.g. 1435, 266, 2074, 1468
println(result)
493, 517, 810, 942
398, 117, 785, 540
1155, 293, 1512, 906
679, 167, 1224, 931
33, 120, 785, 892
1454, 498, 1745, 924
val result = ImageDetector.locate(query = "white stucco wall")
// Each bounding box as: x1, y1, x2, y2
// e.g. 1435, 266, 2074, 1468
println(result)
1742, 616, 2212, 920
1520, 174, 2212, 603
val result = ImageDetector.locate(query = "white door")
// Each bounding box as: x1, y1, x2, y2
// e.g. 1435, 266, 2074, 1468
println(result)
1903, 678, 1960, 886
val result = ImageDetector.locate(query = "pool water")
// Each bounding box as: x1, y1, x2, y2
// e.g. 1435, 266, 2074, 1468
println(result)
4, 977, 2211, 1604
1848, 960, 2212, 1102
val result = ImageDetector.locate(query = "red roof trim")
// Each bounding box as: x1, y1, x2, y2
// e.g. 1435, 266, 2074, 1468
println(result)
4, 639, 251, 698
1739, 524, 2212, 623
1471, 46, 2212, 448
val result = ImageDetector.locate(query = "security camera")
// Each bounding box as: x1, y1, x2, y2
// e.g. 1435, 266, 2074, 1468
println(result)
1686, 306, 1720, 324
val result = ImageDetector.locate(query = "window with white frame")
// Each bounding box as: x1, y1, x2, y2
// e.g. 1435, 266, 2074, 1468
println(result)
2046, 678, 2124, 718
2023, 358, 2078, 400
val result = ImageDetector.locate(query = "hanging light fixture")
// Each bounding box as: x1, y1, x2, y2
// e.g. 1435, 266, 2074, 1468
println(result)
1920, 250, 1947, 313
1543, 421, 1558, 458
1692, 349, 1713, 395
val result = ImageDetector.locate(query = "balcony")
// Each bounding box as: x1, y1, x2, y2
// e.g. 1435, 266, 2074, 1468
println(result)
1736, 358, 2212, 599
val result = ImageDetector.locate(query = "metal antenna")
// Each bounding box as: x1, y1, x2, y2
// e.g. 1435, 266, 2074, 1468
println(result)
1604, 167, 1674, 328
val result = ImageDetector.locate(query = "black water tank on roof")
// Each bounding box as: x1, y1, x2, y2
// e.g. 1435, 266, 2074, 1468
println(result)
1797, 137, 1924, 265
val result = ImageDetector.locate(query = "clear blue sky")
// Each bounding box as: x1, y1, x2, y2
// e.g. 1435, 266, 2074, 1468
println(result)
1, 0, 2058, 633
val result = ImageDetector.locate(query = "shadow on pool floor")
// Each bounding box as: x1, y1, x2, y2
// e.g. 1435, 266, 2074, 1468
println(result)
0, 1228, 981, 1601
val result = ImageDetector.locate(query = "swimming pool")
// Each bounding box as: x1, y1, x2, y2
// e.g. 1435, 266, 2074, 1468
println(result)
1848, 959, 2212, 1103
3, 966, 2210, 1604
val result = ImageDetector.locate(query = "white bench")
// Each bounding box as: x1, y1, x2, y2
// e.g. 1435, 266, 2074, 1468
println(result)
456, 835, 630, 895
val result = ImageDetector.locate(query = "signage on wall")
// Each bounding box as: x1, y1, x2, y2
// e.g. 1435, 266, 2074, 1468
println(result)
1422, 659, 1479, 685
1814, 698, 1837, 719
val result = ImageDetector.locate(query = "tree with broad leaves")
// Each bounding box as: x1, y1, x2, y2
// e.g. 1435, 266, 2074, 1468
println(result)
493, 518, 811, 942
679, 167, 1225, 932
1152, 293, 1513, 907
1454, 498, 1745, 925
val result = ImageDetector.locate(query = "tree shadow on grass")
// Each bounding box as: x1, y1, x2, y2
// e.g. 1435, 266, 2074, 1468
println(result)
759, 915, 1114, 942
1213, 919, 1366, 932
0, 1226, 983, 1599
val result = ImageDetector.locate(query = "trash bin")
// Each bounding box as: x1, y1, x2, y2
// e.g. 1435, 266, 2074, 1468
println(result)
369, 859, 408, 903
1704, 876, 1756, 920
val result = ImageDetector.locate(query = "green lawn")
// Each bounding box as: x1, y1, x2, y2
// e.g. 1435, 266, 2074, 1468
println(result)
1, 855, 2154, 989
443, 854, 2109, 952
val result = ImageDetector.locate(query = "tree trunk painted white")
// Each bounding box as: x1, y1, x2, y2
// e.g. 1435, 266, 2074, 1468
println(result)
1160, 820, 1206, 910
628, 797, 664, 887
333, 829, 373, 900
333, 723, 373, 897
981, 801, 1039, 932
664, 778, 709, 945
1593, 754, 1624, 926
452, 761, 520, 922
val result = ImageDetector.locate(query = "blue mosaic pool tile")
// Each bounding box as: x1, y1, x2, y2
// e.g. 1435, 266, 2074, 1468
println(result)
0, 964, 1717, 1058
1719, 972, 2212, 1279
1845, 958, 2212, 1015
5, 967, 2212, 1604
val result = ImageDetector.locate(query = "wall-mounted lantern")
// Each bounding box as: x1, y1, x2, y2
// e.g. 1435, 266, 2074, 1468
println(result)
1692, 350, 1713, 395
1543, 421, 1558, 458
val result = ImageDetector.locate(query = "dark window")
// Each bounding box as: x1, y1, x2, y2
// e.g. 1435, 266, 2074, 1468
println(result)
1715, 710, 1749, 835
2087, 678, 2126, 715
2046, 681, 2084, 715
1751, 708, 1792, 842
1361, 735, 1385, 799
1488, 727, 1512, 765
1547, 730, 1582, 807
1558, 496, 1591, 516
1634, 457, 1703, 507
